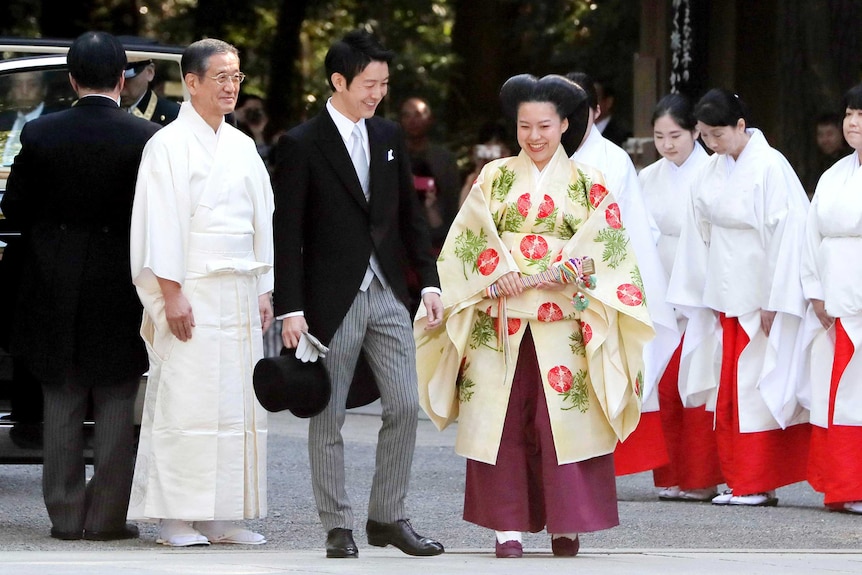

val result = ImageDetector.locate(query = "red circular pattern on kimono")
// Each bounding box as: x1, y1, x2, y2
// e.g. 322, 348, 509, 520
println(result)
537, 302, 564, 322
589, 183, 608, 207
520, 234, 548, 260
498, 317, 522, 336
605, 203, 622, 229
581, 322, 593, 345
547, 365, 574, 393
486, 306, 522, 336
476, 248, 499, 276
538, 194, 555, 218
616, 283, 644, 306
517, 193, 532, 217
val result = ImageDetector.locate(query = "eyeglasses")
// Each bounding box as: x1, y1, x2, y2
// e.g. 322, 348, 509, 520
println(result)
204, 72, 246, 86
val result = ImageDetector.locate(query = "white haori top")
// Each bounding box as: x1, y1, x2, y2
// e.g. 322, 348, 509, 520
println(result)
668, 128, 810, 430
572, 125, 679, 408
800, 152, 862, 427
638, 144, 718, 409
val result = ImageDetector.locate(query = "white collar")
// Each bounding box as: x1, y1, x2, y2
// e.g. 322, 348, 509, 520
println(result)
326, 98, 367, 145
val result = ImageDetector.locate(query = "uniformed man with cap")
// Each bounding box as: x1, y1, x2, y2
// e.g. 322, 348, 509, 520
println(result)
120, 58, 180, 126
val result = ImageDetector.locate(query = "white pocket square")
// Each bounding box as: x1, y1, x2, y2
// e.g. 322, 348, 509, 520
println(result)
387, 149, 395, 161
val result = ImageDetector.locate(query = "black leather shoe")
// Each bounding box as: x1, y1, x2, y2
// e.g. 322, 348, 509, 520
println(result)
84, 523, 139, 541
50, 528, 82, 540
366, 519, 444, 556
326, 528, 358, 558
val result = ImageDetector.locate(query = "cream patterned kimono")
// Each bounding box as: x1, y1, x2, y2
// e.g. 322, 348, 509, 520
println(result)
128, 103, 273, 521
415, 146, 654, 465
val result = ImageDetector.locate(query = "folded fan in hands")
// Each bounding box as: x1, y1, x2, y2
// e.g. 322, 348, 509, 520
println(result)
485, 257, 595, 299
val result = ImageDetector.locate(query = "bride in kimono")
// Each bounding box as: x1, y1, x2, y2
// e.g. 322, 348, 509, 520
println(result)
801, 83, 862, 515
414, 74, 654, 558
668, 88, 810, 507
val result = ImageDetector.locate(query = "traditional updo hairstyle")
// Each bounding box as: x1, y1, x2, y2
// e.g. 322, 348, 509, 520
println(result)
500, 74, 586, 122
694, 88, 750, 127
841, 83, 862, 111
500, 74, 589, 158
652, 93, 697, 131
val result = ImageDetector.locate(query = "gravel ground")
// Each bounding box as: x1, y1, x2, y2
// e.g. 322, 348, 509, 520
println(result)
1, 409, 860, 553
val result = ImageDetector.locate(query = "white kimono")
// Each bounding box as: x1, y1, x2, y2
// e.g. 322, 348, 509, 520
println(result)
572, 125, 679, 411
128, 102, 274, 521
800, 152, 862, 428
668, 128, 810, 431
639, 145, 720, 408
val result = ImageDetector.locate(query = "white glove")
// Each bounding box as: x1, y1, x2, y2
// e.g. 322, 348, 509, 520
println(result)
294, 332, 330, 363
304, 332, 329, 359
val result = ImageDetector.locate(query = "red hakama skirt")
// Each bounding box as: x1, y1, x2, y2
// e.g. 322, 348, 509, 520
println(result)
715, 314, 810, 494
808, 318, 862, 506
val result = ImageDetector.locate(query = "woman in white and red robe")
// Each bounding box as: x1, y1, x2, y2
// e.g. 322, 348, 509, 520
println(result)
633, 94, 723, 502
801, 83, 862, 515
668, 89, 810, 507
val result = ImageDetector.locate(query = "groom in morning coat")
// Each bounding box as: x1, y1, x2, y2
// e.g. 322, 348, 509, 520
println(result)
272, 29, 445, 559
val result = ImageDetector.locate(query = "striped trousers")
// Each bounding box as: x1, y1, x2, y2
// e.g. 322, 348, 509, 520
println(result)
309, 277, 419, 531
42, 377, 138, 534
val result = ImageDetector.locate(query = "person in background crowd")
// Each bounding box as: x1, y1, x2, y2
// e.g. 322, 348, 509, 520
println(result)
805, 112, 852, 197
458, 120, 512, 206
399, 97, 461, 250
565, 71, 679, 478
128, 38, 272, 547
119, 58, 179, 126
1, 30, 159, 542
1, 71, 61, 165
235, 94, 272, 161
415, 73, 654, 559
637, 93, 723, 503
801, 83, 862, 516
399, 96, 460, 312
272, 29, 444, 559
668, 88, 811, 507
593, 76, 632, 147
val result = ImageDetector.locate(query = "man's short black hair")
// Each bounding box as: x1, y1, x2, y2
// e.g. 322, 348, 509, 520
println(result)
67, 31, 127, 91
324, 29, 393, 90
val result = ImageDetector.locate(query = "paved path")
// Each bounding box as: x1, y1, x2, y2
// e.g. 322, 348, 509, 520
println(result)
1, 408, 861, 573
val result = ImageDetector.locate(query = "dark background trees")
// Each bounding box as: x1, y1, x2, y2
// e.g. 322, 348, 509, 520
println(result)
2, 0, 861, 179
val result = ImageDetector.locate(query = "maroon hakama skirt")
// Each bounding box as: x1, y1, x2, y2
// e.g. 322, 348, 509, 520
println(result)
463, 329, 619, 534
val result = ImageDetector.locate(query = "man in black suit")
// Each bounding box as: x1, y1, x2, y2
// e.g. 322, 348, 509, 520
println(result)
0, 31, 160, 541
120, 58, 180, 126
593, 76, 632, 147
273, 29, 444, 559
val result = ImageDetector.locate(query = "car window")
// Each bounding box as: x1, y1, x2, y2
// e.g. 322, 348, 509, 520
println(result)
0, 67, 75, 167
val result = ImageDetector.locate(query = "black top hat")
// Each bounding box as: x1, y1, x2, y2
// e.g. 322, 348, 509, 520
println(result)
253, 353, 331, 418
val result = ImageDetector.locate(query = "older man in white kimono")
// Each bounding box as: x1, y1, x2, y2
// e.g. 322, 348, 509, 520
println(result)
564, 72, 679, 474
128, 38, 274, 547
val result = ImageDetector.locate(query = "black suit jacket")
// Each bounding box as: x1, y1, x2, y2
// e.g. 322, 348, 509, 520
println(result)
272, 109, 439, 345
600, 115, 632, 147
0, 96, 160, 385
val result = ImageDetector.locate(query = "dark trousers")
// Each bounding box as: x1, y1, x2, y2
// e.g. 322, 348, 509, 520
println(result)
41, 377, 138, 534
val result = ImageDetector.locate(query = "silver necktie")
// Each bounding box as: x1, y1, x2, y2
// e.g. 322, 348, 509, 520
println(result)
349, 125, 370, 199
